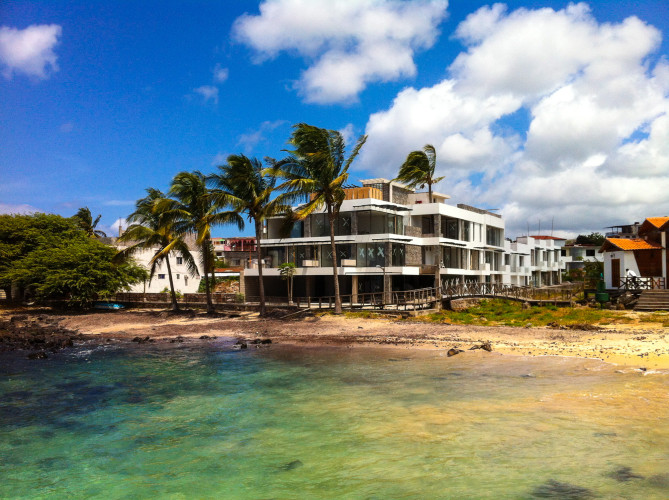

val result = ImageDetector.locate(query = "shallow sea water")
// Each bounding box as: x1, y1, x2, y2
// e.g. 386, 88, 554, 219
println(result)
1, 340, 668, 499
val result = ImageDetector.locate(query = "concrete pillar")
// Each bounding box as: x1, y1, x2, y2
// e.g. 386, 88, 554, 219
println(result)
662, 232, 667, 288
352, 275, 358, 303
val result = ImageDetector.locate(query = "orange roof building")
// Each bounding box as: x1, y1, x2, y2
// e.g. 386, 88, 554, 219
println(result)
600, 217, 667, 290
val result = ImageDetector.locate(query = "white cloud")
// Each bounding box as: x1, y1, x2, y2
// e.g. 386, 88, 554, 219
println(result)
237, 120, 287, 152
103, 200, 135, 207
0, 203, 40, 214
359, 3, 669, 236
0, 24, 62, 80
233, 0, 448, 103
193, 85, 219, 104
211, 152, 228, 167
213, 64, 229, 83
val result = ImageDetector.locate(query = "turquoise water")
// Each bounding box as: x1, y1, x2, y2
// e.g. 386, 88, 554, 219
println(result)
1, 340, 669, 499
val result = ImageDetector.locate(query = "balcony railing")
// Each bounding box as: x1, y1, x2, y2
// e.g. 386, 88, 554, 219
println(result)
618, 277, 666, 290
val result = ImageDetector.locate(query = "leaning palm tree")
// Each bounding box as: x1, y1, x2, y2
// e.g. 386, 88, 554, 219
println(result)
162, 171, 243, 314
73, 207, 107, 238
272, 123, 367, 314
394, 144, 444, 202
115, 188, 198, 311
209, 154, 290, 317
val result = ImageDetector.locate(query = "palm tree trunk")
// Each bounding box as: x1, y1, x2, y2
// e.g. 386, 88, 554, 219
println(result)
202, 241, 214, 314
428, 179, 433, 203
327, 205, 342, 313
165, 257, 179, 311
255, 220, 266, 317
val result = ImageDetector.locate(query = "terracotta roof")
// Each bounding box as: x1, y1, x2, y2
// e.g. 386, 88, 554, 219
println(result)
601, 238, 663, 252
644, 217, 669, 229
530, 235, 566, 240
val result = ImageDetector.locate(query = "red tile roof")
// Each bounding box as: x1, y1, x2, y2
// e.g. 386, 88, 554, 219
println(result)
530, 235, 566, 240
601, 238, 663, 252
645, 217, 669, 229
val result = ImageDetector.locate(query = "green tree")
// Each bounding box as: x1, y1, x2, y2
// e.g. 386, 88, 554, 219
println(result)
575, 232, 605, 246
161, 171, 243, 313
72, 207, 107, 238
278, 262, 296, 305
0, 214, 83, 301
115, 188, 198, 311
272, 123, 367, 313
394, 144, 445, 202
0, 214, 146, 306
209, 154, 289, 316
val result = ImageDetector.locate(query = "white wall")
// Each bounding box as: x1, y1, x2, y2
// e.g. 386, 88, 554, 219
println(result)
118, 247, 203, 294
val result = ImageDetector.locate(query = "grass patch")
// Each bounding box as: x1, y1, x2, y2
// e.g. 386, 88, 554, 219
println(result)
418, 299, 635, 327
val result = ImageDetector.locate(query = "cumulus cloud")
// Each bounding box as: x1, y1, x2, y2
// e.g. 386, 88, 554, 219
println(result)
0, 24, 62, 79
0, 203, 40, 214
193, 85, 219, 104
233, 0, 448, 103
359, 3, 669, 236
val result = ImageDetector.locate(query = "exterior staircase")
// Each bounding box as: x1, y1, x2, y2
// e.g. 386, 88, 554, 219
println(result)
635, 290, 669, 311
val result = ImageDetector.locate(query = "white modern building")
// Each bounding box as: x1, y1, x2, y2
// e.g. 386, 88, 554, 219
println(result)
114, 240, 203, 294
243, 178, 567, 299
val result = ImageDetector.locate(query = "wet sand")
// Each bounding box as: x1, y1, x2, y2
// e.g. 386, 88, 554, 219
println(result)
2, 306, 668, 370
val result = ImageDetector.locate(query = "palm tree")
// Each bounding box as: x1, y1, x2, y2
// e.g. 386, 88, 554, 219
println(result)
115, 188, 197, 311
395, 144, 444, 202
73, 207, 107, 238
162, 171, 243, 314
209, 154, 289, 317
272, 123, 367, 314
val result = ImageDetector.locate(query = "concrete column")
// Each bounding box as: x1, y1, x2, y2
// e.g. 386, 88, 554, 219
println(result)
352, 275, 358, 303
661, 232, 667, 288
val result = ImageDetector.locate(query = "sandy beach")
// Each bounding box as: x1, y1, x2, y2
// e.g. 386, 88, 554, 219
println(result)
2, 306, 668, 370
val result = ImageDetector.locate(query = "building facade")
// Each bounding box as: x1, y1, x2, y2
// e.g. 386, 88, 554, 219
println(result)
601, 217, 668, 289
243, 179, 567, 300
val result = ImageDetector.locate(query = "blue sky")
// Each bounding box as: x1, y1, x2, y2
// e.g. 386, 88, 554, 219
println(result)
1, 0, 668, 238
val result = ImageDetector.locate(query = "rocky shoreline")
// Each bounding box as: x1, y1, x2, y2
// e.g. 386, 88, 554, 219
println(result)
2, 306, 669, 369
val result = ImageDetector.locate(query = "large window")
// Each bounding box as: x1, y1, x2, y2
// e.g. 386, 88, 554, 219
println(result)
320, 244, 353, 267
356, 243, 386, 267
486, 226, 502, 247
357, 211, 404, 235
442, 218, 459, 240
442, 246, 463, 269
310, 213, 352, 237
290, 220, 304, 238
391, 244, 405, 266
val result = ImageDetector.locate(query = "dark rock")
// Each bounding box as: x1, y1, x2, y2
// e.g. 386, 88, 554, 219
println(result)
260, 338, 272, 344
278, 460, 303, 471
608, 466, 644, 482
531, 479, 594, 499
447, 348, 463, 357
131, 336, 151, 344
199, 335, 212, 339
170, 336, 185, 343
470, 341, 493, 352
27, 351, 48, 360
232, 342, 247, 350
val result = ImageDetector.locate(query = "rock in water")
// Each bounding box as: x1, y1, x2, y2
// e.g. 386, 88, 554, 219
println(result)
278, 460, 303, 471
27, 351, 48, 360
447, 348, 463, 357
608, 466, 643, 482
531, 480, 594, 499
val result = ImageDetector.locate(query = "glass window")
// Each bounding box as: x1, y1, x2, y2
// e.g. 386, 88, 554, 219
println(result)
391, 244, 405, 266
176, 257, 183, 265
355, 243, 386, 267
463, 222, 470, 241
290, 220, 304, 238
158, 274, 166, 279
